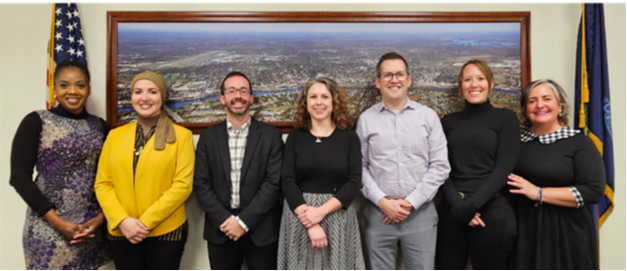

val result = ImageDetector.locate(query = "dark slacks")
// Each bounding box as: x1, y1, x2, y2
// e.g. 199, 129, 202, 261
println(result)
436, 195, 517, 270
108, 235, 187, 270
207, 234, 278, 270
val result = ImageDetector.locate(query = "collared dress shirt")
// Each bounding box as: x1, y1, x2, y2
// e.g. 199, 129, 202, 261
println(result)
356, 99, 450, 209
226, 117, 251, 231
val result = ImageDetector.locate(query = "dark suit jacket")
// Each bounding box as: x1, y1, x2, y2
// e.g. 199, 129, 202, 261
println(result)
194, 118, 284, 247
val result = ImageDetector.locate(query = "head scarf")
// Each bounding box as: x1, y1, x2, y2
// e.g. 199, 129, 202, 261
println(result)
130, 71, 176, 150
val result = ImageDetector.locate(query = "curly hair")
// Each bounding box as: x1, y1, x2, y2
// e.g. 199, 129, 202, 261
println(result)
294, 76, 353, 130
520, 79, 570, 127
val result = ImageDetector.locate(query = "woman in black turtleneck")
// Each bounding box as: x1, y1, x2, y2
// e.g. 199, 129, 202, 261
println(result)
435, 60, 520, 269
10, 60, 111, 269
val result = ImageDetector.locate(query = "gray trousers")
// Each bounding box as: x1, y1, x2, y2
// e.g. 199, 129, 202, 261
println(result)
363, 200, 438, 270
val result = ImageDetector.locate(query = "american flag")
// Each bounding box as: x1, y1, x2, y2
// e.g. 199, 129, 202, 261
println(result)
47, 3, 87, 109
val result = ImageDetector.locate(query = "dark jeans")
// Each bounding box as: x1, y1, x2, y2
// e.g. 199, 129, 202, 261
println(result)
108, 234, 187, 270
207, 234, 278, 270
436, 195, 517, 270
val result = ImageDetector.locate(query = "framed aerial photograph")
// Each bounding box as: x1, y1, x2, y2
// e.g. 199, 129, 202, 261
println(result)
107, 12, 530, 133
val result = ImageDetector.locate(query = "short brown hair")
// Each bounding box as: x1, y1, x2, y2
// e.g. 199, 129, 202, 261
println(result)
220, 71, 252, 95
520, 79, 570, 127
294, 77, 353, 130
457, 59, 494, 97
376, 52, 409, 78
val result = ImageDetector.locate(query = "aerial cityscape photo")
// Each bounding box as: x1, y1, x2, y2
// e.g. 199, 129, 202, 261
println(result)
115, 22, 522, 124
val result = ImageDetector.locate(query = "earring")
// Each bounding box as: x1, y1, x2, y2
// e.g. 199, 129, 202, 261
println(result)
558, 109, 563, 117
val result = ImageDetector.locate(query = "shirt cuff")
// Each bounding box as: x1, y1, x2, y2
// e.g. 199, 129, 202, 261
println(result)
232, 215, 249, 232
366, 190, 387, 208
568, 186, 584, 208
405, 189, 428, 210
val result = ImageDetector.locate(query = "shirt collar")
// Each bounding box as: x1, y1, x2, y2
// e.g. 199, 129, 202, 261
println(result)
520, 125, 580, 144
227, 117, 251, 132
379, 97, 415, 114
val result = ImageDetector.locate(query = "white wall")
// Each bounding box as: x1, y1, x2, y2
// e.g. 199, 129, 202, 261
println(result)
1, 3, 624, 270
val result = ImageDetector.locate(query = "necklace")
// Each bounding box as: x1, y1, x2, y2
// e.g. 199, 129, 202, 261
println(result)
134, 145, 144, 156
315, 136, 322, 143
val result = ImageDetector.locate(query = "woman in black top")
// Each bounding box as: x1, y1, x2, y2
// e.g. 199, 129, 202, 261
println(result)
436, 59, 520, 269
277, 77, 365, 269
507, 79, 604, 269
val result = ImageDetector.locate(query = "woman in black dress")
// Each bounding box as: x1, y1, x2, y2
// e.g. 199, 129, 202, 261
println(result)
436, 59, 519, 269
508, 79, 605, 269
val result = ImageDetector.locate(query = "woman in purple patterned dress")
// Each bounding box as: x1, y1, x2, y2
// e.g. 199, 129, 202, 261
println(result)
9, 61, 112, 269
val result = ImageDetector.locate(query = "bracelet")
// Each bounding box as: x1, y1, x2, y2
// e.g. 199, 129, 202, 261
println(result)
535, 187, 543, 207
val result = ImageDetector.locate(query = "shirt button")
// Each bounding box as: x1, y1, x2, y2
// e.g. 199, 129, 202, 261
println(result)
400, 163, 403, 167
398, 147, 402, 150
397, 131, 401, 134
400, 179, 404, 183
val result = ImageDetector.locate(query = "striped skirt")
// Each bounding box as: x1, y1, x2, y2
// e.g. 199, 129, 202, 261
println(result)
277, 193, 365, 270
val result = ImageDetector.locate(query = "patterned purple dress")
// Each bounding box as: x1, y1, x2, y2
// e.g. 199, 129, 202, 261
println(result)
21, 110, 111, 269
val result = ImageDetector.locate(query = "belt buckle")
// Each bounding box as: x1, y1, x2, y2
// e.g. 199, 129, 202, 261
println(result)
458, 191, 465, 199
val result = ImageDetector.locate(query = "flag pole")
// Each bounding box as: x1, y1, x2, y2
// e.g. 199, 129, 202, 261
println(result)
47, 3, 56, 109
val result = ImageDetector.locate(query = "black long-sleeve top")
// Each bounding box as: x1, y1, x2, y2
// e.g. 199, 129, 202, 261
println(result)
281, 127, 362, 211
9, 105, 109, 216
439, 100, 521, 224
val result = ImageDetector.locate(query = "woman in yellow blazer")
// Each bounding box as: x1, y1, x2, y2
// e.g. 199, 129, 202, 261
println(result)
95, 72, 194, 270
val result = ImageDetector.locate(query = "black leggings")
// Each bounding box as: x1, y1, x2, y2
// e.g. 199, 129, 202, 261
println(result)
108, 234, 187, 270
436, 195, 517, 270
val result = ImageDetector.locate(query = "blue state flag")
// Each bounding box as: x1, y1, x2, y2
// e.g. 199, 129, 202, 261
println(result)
574, 3, 614, 234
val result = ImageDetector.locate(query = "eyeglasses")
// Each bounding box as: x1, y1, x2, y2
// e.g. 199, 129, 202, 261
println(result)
224, 87, 251, 96
381, 72, 408, 82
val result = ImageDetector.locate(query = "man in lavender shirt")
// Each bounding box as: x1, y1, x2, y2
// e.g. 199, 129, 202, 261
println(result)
356, 52, 450, 270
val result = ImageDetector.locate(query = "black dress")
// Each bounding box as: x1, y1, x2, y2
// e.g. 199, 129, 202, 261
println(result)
511, 126, 605, 269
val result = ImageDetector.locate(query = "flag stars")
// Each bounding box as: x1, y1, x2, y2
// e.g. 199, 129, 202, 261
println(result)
55, 8, 62, 15
55, 44, 63, 52
67, 35, 75, 43
78, 38, 85, 46
72, 10, 79, 18
66, 11, 73, 19
55, 20, 62, 28
66, 23, 74, 31
76, 50, 83, 57
55, 32, 63, 40
68, 48, 76, 55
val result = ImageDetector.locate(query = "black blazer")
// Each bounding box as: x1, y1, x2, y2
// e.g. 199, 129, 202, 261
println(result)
194, 118, 284, 247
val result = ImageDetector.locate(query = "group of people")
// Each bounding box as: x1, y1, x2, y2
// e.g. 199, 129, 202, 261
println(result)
10, 52, 605, 270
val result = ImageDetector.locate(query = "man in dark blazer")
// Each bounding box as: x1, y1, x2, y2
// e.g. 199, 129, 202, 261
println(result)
194, 71, 284, 270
